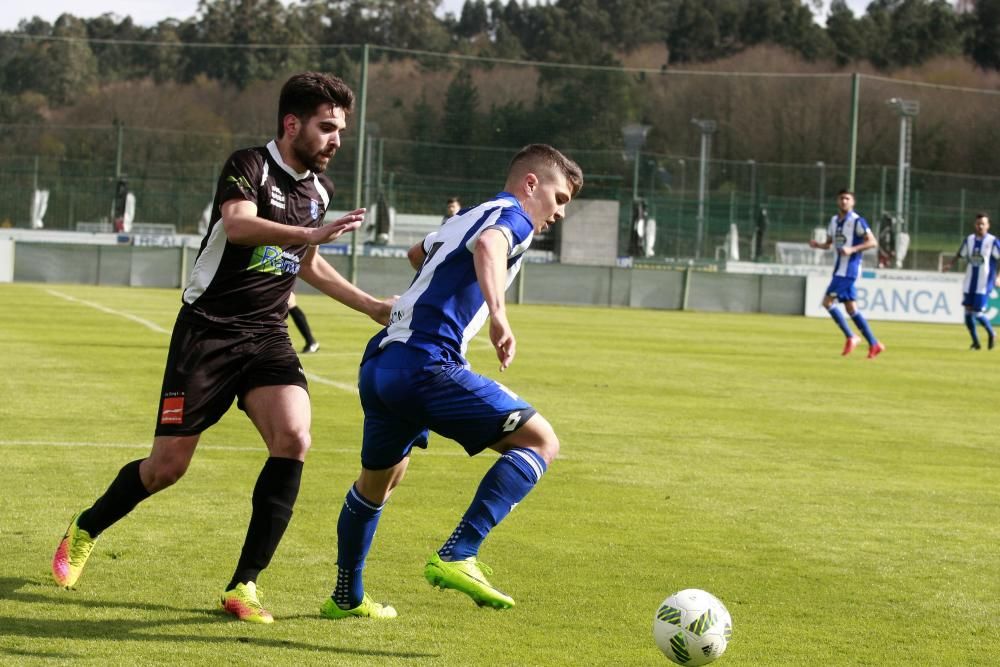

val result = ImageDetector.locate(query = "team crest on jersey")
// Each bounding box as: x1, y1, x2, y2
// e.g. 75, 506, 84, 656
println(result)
248, 245, 301, 275
310, 199, 320, 220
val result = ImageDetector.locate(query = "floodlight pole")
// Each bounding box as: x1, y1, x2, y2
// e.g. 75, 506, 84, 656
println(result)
887, 97, 919, 269
848, 72, 860, 192
621, 123, 651, 203
887, 98, 919, 223
816, 161, 825, 227
110, 119, 124, 223
350, 43, 370, 285
691, 118, 716, 259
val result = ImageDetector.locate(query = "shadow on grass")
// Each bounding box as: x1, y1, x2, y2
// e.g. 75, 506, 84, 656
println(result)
0, 577, 437, 660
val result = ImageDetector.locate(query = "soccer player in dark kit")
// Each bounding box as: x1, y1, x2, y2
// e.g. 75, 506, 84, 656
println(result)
52, 72, 394, 623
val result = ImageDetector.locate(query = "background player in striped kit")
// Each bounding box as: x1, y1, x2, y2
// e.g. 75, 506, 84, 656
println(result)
946, 213, 999, 349
319, 144, 583, 620
809, 189, 885, 359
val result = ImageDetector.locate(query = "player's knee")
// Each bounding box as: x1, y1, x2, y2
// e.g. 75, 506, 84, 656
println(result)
143, 459, 189, 491
537, 434, 560, 466
270, 426, 311, 459
516, 415, 559, 465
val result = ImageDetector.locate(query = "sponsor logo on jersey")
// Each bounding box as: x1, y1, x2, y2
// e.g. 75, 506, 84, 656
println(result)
270, 185, 286, 210
310, 199, 320, 220
160, 394, 185, 425
248, 245, 301, 276
834, 233, 847, 246
970, 254, 985, 266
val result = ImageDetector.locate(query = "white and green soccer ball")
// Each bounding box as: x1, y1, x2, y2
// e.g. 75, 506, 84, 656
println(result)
652, 588, 732, 665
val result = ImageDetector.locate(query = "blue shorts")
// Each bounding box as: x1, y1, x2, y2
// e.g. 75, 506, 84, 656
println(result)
825, 276, 857, 303
358, 343, 536, 470
963, 292, 988, 312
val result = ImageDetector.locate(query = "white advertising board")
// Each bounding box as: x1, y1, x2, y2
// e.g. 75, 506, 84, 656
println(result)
805, 273, 965, 324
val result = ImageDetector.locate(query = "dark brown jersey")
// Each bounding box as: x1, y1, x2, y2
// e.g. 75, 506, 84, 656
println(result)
180, 141, 334, 329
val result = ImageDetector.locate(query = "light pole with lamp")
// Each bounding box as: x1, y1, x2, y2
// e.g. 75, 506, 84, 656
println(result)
622, 123, 651, 203
691, 118, 717, 259
887, 98, 919, 267
622, 123, 651, 257
816, 160, 826, 227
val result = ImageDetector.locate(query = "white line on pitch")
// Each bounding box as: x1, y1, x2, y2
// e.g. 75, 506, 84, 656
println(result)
41, 288, 358, 395
305, 372, 357, 394
45, 288, 171, 334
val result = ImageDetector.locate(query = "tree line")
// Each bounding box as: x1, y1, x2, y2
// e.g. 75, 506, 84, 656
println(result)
2, 0, 998, 105
0, 0, 998, 211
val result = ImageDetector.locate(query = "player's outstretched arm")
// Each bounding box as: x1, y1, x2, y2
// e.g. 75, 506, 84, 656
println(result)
220, 199, 360, 247
474, 228, 515, 371
307, 209, 367, 245
298, 247, 396, 325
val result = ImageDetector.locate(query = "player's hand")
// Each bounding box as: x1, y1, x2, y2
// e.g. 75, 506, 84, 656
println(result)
309, 208, 366, 245
839, 246, 852, 257
808, 239, 818, 248
370, 295, 399, 326
489, 312, 516, 372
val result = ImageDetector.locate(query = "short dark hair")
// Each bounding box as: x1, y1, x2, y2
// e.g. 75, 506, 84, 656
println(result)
508, 144, 584, 197
277, 72, 355, 138
447, 197, 461, 205
837, 188, 854, 197
975, 211, 989, 220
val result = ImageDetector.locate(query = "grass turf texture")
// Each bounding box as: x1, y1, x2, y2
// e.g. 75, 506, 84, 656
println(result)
1, 283, 997, 666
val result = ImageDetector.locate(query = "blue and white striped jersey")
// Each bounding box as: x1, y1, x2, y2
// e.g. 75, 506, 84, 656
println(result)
958, 233, 1000, 296
827, 211, 871, 279
378, 192, 534, 361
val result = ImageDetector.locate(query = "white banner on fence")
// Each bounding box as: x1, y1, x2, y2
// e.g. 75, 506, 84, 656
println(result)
805, 274, 965, 324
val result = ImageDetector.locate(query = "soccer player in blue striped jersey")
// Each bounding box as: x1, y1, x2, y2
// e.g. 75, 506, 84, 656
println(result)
949, 213, 999, 350
319, 145, 583, 619
809, 189, 885, 359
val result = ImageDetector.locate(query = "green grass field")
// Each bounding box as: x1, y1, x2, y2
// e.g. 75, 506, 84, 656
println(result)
1, 283, 997, 666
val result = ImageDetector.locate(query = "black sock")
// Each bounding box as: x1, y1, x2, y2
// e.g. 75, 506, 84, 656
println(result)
77, 459, 151, 537
227, 457, 303, 591
288, 306, 316, 346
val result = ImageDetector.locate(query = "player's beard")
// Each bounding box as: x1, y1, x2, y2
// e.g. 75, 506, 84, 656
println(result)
292, 135, 333, 173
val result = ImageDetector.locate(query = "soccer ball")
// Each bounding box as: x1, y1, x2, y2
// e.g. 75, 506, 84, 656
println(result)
652, 588, 732, 665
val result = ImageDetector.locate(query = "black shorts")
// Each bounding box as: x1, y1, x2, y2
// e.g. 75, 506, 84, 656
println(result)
154, 319, 308, 437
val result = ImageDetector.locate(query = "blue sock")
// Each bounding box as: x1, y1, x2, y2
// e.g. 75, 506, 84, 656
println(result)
827, 306, 853, 338
332, 485, 384, 609
439, 448, 547, 561
965, 312, 980, 346
850, 311, 877, 346
975, 314, 995, 341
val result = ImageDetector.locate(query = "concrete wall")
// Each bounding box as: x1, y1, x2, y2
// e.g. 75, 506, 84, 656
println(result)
7, 240, 808, 316
14, 243, 186, 287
